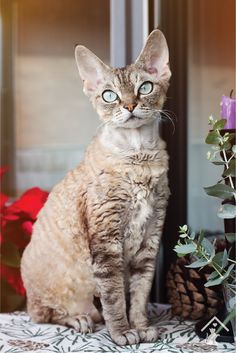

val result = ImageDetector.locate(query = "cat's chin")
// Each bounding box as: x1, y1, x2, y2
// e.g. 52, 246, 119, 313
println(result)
115, 116, 155, 129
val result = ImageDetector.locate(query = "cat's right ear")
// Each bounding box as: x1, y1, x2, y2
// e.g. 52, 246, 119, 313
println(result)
75, 46, 109, 96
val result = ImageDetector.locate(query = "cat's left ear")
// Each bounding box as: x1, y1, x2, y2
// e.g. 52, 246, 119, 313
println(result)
75, 45, 109, 96
135, 29, 171, 81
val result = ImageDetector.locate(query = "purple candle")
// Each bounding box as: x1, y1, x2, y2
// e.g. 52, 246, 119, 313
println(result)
220, 93, 236, 129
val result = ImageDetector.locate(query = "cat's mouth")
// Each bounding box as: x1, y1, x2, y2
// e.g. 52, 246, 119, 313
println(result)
127, 114, 142, 121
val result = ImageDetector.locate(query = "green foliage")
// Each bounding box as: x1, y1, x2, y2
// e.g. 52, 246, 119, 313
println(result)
225, 233, 236, 243
174, 116, 236, 326
174, 226, 235, 288
217, 204, 236, 219
204, 184, 235, 200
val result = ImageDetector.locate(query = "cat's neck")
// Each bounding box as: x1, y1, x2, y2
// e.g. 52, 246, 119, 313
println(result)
99, 119, 161, 153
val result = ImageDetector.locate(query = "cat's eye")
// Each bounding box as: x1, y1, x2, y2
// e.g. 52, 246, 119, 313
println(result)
138, 81, 153, 95
102, 90, 118, 103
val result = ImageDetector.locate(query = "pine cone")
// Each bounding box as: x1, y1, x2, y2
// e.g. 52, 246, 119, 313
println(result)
166, 256, 224, 320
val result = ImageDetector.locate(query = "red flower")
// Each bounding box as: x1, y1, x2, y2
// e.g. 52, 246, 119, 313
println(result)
0, 168, 49, 312
4, 187, 48, 221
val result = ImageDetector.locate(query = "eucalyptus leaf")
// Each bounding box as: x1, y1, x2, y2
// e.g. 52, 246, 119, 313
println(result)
198, 230, 205, 244
174, 243, 197, 255
217, 204, 236, 219
222, 142, 232, 151
1, 242, 21, 268
185, 257, 209, 268
216, 305, 236, 334
207, 270, 220, 280
212, 251, 224, 267
180, 233, 188, 238
204, 183, 236, 200
223, 159, 236, 177
213, 119, 227, 130
228, 133, 236, 142
202, 238, 215, 256
205, 275, 224, 287
222, 249, 229, 269
212, 161, 226, 165
228, 296, 236, 309
205, 131, 222, 145
179, 225, 188, 233
225, 233, 236, 243
232, 145, 236, 154
222, 264, 235, 281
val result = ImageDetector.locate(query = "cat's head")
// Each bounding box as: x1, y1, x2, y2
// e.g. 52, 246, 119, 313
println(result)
75, 29, 171, 129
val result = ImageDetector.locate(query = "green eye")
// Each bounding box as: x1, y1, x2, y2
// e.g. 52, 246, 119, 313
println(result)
138, 81, 153, 95
102, 90, 118, 103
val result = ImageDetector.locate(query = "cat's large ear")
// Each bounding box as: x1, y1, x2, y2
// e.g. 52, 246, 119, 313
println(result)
135, 29, 171, 81
75, 46, 109, 96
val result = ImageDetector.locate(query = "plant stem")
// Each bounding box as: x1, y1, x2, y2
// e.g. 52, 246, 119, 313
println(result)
228, 258, 236, 264
222, 149, 235, 193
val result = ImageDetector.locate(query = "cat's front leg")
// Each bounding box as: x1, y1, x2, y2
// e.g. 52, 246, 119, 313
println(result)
90, 237, 140, 346
129, 247, 159, 343
129, 208, 167, 343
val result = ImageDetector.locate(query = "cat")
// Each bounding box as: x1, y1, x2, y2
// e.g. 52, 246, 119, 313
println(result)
21, 29, 171, 346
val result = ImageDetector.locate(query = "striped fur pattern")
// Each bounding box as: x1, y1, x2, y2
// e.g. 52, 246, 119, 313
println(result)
21, 30, 171, 345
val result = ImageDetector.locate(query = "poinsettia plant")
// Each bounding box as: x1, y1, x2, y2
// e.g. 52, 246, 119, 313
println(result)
0, 168, 48, 312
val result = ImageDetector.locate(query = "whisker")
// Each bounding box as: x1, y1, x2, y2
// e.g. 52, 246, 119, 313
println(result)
155, 109, 176, 134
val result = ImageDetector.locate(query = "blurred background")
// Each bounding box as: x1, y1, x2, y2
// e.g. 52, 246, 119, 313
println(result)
1, 0, 235, 302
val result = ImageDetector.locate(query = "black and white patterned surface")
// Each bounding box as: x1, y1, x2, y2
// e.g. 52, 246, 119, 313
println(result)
0, 304, 234, 352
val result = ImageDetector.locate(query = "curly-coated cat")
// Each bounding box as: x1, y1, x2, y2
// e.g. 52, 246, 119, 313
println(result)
21, 29, 171, 346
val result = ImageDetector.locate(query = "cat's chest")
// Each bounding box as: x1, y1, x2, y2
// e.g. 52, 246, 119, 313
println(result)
123, 169, 158, 258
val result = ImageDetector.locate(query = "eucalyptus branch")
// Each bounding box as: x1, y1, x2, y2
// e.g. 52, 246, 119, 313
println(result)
222, 148, 235, 193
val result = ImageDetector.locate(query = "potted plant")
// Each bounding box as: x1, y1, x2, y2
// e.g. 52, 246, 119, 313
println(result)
173, 116, 236, 341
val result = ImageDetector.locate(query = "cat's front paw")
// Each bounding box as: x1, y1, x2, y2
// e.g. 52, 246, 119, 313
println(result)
138, 326, 160, 342
110, 328, 140, 346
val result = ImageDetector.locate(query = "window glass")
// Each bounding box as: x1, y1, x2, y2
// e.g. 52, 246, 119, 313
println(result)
13, 0, 110, 194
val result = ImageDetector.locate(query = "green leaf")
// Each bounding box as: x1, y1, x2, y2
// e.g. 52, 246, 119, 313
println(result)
217, 204, 236, 219
205, 131, 222, 145
202, 238, 215, 256
179, 225, 188, 233
213, 119, 227, 130
223, 159, 236, 177
222, 263, 235, 280
204, 183, 236, 199
205, 275, 224, 287
198, 230, 205, 244
228, 133, 236, 142
1, 241, 21, 268
185, 257, 209, 268
222, 249, 229, 269
174, 243, 197, 255
207, 270, 220, 280
212, 161, 226, 165
179, 233, 188, 238
232, 145, 236, 154
222, 142, 232, 151
216, 306, 236, 334
177, 253, 187, 258
225, 232, 236, 243
208, 115, 215, 125
190, 232, 196, 240
212, 251, 224, 267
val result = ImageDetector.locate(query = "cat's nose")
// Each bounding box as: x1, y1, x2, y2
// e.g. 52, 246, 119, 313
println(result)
123, 103, 137, 112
